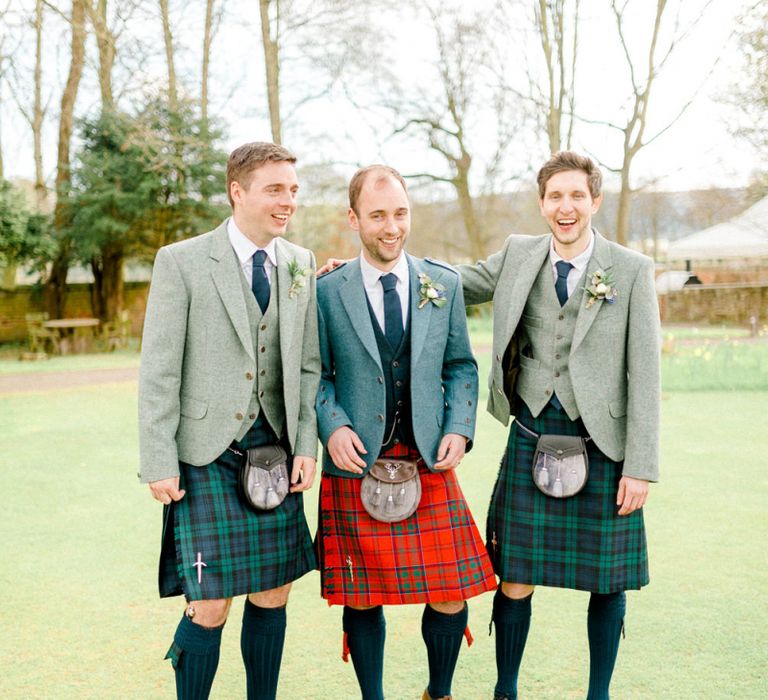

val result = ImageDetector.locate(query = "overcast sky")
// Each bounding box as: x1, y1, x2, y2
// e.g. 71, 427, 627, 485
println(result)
0, 0, 763, 195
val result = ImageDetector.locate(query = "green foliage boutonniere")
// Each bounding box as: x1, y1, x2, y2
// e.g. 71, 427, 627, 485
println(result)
584, 269, 617, 308
417, 272, 447, 309
287, 258, 312, 299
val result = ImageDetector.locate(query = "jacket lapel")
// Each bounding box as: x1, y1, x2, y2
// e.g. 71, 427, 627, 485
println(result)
339, 258, 383, 371
209, 221, 254, 359
275, 238, 296, 361
407, 255, 431, 367
501, 236, 551, 346
571, 230, 614, 353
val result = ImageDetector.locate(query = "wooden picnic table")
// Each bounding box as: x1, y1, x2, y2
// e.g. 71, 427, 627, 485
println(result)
43, 318, 101, 354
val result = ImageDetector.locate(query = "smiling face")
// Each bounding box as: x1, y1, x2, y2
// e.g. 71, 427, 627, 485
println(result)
539, 169, 602, 259
348, 173, 410, 271
230, 160, 299, 247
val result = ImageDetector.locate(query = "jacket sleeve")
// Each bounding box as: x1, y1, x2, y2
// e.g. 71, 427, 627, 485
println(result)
439, 275, 479, 449
315, 291, 353, 444
455, 238, 511, 305
138, 246, 188, 483
623, 258, 661, 481
293, 251, 321, 458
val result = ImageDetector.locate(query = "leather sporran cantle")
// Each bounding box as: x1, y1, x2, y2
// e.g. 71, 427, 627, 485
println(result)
360, 457, 422, 523
238, 444, 291, 511
532, 434, 589, 498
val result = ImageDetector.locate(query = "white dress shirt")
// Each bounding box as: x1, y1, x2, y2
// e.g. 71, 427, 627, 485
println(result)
548, 229, 595, 298
359, 253, 410, 332
227, 217, 277, 285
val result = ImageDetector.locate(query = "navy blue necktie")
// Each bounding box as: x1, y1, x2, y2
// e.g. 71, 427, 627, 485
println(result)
252, 250, 270, 314
555, 260, 573, 307
380, 273, 403, 350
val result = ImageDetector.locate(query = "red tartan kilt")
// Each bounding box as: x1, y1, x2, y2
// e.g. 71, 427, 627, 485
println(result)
317, 444, 497, 607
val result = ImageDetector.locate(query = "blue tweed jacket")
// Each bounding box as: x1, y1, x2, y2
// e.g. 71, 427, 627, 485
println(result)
316, 254, 478, 477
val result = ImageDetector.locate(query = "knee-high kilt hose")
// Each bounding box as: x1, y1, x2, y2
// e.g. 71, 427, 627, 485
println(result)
486, 399, 649, 594
317, 443, 497, 607
159, 442, 316, 601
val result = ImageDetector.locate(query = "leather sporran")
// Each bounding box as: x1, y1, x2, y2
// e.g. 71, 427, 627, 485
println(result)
360, 457, 422, 523
532, 434, 589, 498
238, 444, 291, 511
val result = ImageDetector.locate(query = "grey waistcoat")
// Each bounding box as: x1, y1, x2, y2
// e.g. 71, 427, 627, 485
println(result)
235, 271, 285, 441
515, 259, 585, 421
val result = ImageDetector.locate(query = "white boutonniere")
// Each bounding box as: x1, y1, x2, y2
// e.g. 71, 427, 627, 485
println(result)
584, 269, 617, 308
417, 272, 447, 309
287, 258, 312, 298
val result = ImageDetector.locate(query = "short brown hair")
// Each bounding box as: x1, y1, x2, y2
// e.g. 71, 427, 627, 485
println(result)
226, 142, 297, 207
537, 151, 602, 200
348, 165, 408, 215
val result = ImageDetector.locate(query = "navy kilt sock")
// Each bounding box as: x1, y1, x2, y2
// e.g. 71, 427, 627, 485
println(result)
421, 603, 468, 699
240, 599, 287, 700
166, 613, 224, 700
492, 589, 532, 700
587, 591, 626, 700
342, 606, 386, 700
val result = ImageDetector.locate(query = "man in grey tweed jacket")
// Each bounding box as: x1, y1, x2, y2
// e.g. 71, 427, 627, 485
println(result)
457, 151, 661, 700
139, 142, 320, 700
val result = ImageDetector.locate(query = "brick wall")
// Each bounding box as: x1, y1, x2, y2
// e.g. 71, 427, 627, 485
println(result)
0, 282, 149, 344
663, 283, 768, 325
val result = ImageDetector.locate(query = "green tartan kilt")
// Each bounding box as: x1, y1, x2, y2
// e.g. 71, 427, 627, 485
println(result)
486, 399, 649, 593
158, 440, 316, 601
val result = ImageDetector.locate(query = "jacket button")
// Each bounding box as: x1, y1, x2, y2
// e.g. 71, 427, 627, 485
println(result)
555, 354, 561, 360
465, 383, 471, 388
377, 414, 385, 422
394, 438, 400, 444
558, 314, 564, 321
235, 412, 244, 420
397, 400, 403, 407
496, 354, 501, 362
556, 334, 563, 340
260, 346, 266, 353
245, 372, 254, 380
395, 380, 402, 387
392, 361, 399, 368
260, 369, 266, 376
249, 413, 256, 419
260, 324, 267, 331
321, 399, 327, 405
377, 376, 384, 384
465, 418, 471, 424
468, 400, 472, 406
554, 371, 560, 378
544, 389, 551, 396
259, 390, 265, 398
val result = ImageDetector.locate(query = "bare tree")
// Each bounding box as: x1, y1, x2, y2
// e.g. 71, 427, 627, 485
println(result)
534, 0, 580, 153
387, 3, 521, 261
580, 0, 720, 246
259, 0, 281, 143
47, 0, 87, 317
159, 0, 177, 111
85, 0, 116, 109
201, 0, 223, 129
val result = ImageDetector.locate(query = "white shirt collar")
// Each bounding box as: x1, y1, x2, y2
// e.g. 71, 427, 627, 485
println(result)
359, 253, 409, 291
227, 217, 278, 268
548, 228, 595, 274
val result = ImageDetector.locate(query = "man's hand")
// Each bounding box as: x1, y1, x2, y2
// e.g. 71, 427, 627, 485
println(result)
616, 475, 649, 516
327, 426, 367, 474
290, 456, 316, 492
149, 476, 186, 505
433, 433, 467, 470
317, 258, 348, 276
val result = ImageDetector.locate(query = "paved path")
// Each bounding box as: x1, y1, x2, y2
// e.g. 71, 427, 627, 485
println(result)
0, 367, 139, 395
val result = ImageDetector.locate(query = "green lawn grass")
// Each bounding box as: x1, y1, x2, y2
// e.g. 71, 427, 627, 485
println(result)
2, 376, 766, 698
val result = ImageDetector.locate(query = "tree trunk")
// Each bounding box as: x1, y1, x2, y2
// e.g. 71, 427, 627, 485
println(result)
91, 245, 123, 321
259, 0, 281, 144
615, 167, 632, 246
454, 166, 485, 261
201, 0, 215, 129
46, 0, 87, 317
89, 0, 115, 110
159, 0, 178, 111
32, 0, 46, 212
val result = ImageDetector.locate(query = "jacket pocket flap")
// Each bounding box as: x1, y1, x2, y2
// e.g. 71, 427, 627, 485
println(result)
609, 397, 627, 418
180, 394, 208, 419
